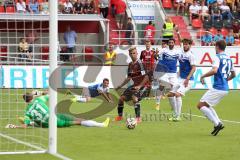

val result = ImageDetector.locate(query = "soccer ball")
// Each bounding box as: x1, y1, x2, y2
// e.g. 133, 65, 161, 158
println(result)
126, 118, 137, 129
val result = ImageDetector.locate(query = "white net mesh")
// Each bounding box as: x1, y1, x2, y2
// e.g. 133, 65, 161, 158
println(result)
0, 15, 48, 153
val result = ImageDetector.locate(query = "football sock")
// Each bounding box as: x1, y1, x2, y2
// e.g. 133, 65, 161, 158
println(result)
81, 120, 104, 127
134, 103, 141, 118
176, 97, 182, 117
168, 96, 177, 116
209, 107, 221, 123
118, 104, 124, 117
156, 90, 163, 105
200, 106, 219, 126
76, 96, 87, 102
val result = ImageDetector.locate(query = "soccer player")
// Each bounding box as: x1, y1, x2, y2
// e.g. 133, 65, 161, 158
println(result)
71, 78, 113, 103
171, 38, 196, 121
154, 39, 180, 113
140, 40, 157, 99
115, 46, 149, 123
197, 40, 236, 136
154, 41, 168, 110
6, 92, 110, 129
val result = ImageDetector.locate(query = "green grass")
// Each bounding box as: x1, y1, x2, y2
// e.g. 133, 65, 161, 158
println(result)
0, 90, 240, 160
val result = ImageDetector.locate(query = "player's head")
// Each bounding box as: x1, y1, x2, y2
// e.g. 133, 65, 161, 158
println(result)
168, 38, 175, 50
23, 93, 34, 103
145, 40, 151, 50
162, 41, 167, 48
182, 38, 192, 52
102, 78, 109, 88
215, 40, 226, 53
108, 44, 113, 52
128, 46, 138, 61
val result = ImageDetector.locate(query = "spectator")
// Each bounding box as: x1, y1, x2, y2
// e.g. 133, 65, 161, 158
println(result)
29, 0, 40, 14
225, 29, 235, 46
63, 0, 73, 14
206, 0, 217, 6
64, 25, 77, 61
18, 38, 32, 61
232, 6, 240, 19
16, 0, 27, 13
83, 0, 95, 14
99, 0, 109, 18
111, 0, 117, 18
200, 1, 210, 21
189, 0, 200, 25
232, 20, 240, 38
217, 0, 224, 5
144, 21, 156, 45
219, 1, 233, 21
162, 17, 176, 43
125, 17, 134, 45
184, 0, 193, 15
226, 0, 235, 10
213, 29, 224, 44
40, 0, 49, 14
211, 2, 222, 24
2, 0, 14, 8
73, 0, 83, 14
201, 30, 213, 46
104, 44, 116, 65
115, 0, 126, 30
176, 0, 185, 16
203, 16, 212, 30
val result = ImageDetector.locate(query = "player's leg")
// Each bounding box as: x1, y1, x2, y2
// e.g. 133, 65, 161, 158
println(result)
57, 114, 110, 128
174, 79, 193, 121
132, 94, 141, 123
155, 85, 164, 111
197, 89, 228, 135
72, 87, 91, 103
115, 86, 132, 121
167, 74, 180, 120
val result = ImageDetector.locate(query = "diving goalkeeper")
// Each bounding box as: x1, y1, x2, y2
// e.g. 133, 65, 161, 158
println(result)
6, 91, 110, 128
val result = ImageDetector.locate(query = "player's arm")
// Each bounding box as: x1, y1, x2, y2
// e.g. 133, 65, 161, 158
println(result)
134, 74, 149, 91
200, 56, 219, 84
200, 67, 218, 84
184, 54, 197, 87
116, 77, 131, 90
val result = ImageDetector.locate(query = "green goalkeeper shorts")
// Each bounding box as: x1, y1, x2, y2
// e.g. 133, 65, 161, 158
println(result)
57, 114, 75, 127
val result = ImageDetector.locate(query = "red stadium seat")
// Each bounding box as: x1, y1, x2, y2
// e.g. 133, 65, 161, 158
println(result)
41, 47, 49, 60
162, 0, 172, 9
192, 19, 202, 28
209, 28, 217, 35
6, 6, 15, 13
0, 6, 5, 13
221, 28, 229, 37
84, 47, 93, 61
0, 46, 7, 61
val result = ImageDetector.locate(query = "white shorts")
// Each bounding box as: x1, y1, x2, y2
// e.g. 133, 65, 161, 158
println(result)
154, 72, 179, 92
176, 78, 193, 96
200, 88, 228, 107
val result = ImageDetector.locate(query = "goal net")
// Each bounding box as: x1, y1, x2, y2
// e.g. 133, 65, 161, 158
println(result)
0, 14, 50, 154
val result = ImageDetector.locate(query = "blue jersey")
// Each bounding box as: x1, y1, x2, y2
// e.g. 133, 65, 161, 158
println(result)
179, 50, 196, 80
212, 53, 234, 91
88, 83, 109, 97
155, 48, 179, 73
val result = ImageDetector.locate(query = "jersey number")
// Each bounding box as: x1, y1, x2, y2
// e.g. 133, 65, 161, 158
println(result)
222, 59, 231, 78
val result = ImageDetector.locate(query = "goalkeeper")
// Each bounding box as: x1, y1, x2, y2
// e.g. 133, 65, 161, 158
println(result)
6, 91, 110, 128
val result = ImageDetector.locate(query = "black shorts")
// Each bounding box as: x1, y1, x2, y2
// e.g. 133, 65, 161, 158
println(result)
121, 85, 146, 102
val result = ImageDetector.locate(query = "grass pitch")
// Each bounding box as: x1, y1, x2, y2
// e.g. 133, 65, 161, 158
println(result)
0, 90, 239, 160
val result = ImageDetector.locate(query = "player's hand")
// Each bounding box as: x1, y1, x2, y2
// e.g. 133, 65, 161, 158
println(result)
184, 79, 189, 87
200, 76, 205, 85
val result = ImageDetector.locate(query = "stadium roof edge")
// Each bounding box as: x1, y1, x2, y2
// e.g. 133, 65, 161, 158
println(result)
0, 14, 108, 21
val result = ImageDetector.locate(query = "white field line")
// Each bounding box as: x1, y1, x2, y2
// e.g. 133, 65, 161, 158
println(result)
0, 132, 46, 151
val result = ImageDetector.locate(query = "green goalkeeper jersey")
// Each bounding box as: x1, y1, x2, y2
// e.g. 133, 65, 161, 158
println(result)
24, 95, 49, 127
